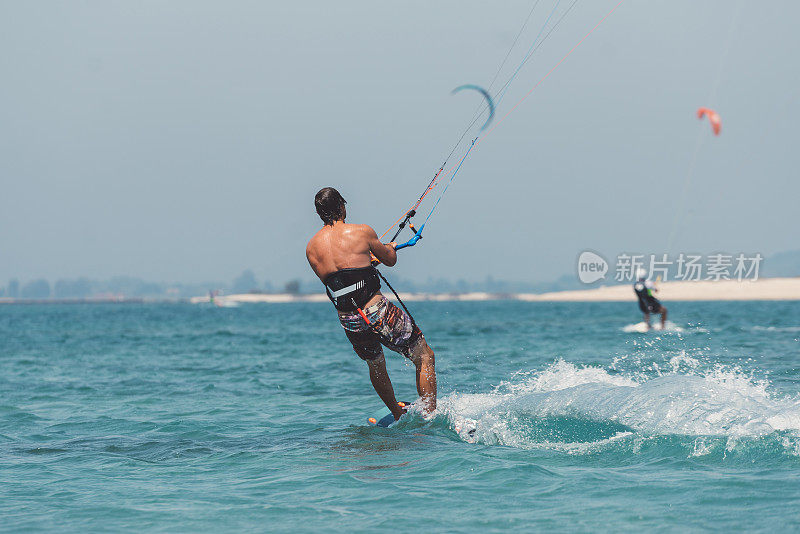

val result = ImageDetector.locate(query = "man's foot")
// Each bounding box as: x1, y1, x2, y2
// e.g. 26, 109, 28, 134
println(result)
392, 401, 409, 421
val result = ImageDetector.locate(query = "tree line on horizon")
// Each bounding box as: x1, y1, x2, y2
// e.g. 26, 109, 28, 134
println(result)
0, 271, 582, 300
0, 270, 305, 300
2, 250, 797, 300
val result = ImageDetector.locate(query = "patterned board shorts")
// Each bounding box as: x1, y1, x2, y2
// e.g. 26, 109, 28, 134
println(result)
338, 296, 423, 361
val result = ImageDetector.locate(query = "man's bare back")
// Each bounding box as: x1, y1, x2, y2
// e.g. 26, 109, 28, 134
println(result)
306, 221, 396, 284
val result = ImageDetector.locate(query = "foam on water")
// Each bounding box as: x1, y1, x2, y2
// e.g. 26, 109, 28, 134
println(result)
439, 359, 800, 455
752, 325, 800, 333
622, 321, 684, 333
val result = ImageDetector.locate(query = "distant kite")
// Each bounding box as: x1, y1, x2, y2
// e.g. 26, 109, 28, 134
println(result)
452, 84, 495, 131
697, 107, 721, 136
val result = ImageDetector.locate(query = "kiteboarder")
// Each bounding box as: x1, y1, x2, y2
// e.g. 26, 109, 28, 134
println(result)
633, 269, 667, 330
306, 187, 436, 419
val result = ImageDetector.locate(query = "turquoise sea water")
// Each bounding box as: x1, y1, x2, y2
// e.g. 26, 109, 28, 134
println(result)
2, 300, 800, 531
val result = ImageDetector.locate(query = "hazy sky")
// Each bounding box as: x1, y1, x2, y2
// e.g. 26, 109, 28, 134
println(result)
1, 1, 797, 286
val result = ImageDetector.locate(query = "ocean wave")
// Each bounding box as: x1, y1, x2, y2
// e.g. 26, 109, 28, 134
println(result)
436, 360, 800, 457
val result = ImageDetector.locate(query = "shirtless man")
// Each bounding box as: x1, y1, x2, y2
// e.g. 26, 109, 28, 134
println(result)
305, 187, 436, 420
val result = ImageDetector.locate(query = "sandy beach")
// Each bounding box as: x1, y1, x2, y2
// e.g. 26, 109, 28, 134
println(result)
191, 277, 800, 305
520, 277, 800, 302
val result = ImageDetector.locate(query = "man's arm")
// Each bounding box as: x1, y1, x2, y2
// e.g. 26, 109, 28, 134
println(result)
364, 225, 397, 266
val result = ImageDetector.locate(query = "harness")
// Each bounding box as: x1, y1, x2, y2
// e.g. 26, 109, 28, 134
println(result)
323, 265, 417, 332
324, 266, 380, 313
634, 281, 656, 304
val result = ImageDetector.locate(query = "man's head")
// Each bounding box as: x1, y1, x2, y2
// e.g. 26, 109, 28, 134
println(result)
315, 187, 347, 225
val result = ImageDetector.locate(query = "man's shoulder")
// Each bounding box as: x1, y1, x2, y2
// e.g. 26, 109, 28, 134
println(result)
305, 236, 317, 258
344, 223, 376, 236
307, 228, 322, 245
306, 228, 326, 253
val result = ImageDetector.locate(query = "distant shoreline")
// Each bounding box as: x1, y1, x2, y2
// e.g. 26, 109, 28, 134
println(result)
522, 277, 800, 302
2, 277, 799, 305
198, 277, 800, 304
193, 277, 800, 304
0, 297, 147, 305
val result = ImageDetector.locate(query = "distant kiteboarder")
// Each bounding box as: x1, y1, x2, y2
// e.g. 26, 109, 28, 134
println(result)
633, 269, 667, 330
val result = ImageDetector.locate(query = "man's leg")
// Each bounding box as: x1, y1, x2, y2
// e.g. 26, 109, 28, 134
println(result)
372, 298, 437, 415
407, 338, 437, 414
660, 306, 668, 328
643, 312, 651, 330
365, 355, 406, 420
346, 329, 406, 419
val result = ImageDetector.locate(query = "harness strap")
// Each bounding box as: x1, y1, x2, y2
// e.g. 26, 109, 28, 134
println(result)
344, 269, 415, 335
374, 269, 417, 331
357, 306, 371, 325
329, 280, 365, 299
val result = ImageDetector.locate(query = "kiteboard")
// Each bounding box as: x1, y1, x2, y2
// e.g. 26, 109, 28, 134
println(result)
367, 401, 411, 428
